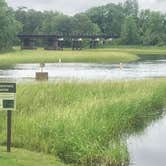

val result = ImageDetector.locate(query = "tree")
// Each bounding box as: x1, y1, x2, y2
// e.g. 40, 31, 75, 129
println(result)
121, 16, 140, 44
86, 3, 124, 36
15, 8, 46, 34
0, 0, 21, 50
72, 13, 101, 34
39, 14, 73, 34
123, 0, 139, 17
139, 10, 166, 45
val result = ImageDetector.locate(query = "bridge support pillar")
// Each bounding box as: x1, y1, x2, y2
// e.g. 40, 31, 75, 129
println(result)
45, 38, 58, 50
21, 38, 36, 50
72, 39, 82, 50
90, 38, 99, 49
45, 38, 64, 50
58, 38, 64, 50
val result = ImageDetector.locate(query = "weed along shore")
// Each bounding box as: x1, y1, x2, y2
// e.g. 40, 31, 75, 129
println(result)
0, 79, 166, 165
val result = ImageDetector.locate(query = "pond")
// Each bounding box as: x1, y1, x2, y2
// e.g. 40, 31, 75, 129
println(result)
0, 55, 166, 82
128, 113, 166, 166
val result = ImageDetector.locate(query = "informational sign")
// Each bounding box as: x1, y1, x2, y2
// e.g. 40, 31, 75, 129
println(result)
0, 83, 16, 111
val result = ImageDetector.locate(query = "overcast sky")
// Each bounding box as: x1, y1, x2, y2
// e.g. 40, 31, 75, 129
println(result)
6, 0, 166, 15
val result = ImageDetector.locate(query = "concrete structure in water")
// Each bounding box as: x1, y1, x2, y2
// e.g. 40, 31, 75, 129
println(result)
36, 63, 48, 81
17, 34, 117, 50
36, 72, 48, 80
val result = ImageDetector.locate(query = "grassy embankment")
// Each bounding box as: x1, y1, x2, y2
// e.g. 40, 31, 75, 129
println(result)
0, 48, 137, 68
0, 79, 166, 165
0, 46, 166, 68
96, 46, 166, 55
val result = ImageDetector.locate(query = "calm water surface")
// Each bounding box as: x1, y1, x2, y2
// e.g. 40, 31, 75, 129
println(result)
0, 58, 166, 82
128, 114, 166, 166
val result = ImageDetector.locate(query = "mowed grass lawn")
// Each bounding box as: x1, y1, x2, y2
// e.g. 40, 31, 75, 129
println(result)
0, 146, 68, 166
0, 48, 137, 68
0, 46, 165, 68
0, 79, 166, 165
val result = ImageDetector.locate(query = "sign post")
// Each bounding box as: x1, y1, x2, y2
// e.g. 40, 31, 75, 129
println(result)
7, 110, 12, 152
0, 83, 16, 152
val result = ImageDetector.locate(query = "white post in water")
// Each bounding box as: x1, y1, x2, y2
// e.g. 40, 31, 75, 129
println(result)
40, 63, 45, 72
120, 63, 123, 70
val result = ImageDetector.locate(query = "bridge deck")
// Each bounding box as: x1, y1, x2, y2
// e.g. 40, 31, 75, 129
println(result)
17, 34, 117, 39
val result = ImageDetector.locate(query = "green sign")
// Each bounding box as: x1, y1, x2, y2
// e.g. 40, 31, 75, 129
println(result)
0, 83, 16, 111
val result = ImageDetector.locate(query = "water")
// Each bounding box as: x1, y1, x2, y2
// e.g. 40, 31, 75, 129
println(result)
128, 114, 166, 166
0, 58, 166, 82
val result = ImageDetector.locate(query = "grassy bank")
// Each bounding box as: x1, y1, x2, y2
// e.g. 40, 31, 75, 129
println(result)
0, 48, 137, 68
0, 79, 166, 165
96, 47, 166, 57
0, 146, 68, 166
0, 47, 166, 68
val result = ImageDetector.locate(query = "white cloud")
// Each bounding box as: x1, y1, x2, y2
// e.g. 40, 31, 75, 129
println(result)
6, 0, 166, 15
139, 0, 166, 13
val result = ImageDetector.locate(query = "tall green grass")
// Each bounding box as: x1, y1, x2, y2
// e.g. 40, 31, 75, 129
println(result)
0, 79, 166, 165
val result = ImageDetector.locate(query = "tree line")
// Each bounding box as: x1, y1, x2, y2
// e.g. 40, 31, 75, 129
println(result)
0, 0, 166, 50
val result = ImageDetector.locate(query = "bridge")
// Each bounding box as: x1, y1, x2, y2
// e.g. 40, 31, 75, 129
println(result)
17, 34, 117, 50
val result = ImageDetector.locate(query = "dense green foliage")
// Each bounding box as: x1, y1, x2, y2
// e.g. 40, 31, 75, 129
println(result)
13, 0, 166, 46
0, 0, 166, 50
14, 9, 100, 35
0, 80, 166, 165
0, 0, 21, 50
121, 16, 140, 44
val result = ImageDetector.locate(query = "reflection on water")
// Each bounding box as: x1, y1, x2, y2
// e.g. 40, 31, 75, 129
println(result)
0, 58, 166, 82
128, 114, 166, 166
